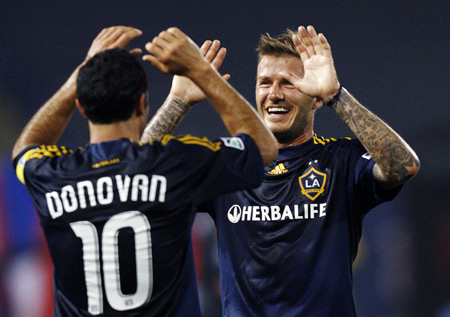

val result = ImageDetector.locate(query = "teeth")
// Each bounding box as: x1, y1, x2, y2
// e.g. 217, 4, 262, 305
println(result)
268, 107, 289, 114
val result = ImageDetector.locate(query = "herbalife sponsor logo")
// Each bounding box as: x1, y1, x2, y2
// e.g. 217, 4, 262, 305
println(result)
227, 205, 242, 223
227, 203, 327, 223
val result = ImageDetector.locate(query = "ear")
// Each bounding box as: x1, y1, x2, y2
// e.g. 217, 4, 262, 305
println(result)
135, 93, 147, 117
75, 99, 88, 118
312, 97, 323, 111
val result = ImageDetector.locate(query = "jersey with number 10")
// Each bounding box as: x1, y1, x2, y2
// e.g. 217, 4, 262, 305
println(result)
202, 135, 402, 316
13, 133, 263, 316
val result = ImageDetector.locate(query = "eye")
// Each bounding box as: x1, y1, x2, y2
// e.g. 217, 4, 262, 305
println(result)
258, 81, 270, 88
257, 77, 271, 87
282, 80, 295, 88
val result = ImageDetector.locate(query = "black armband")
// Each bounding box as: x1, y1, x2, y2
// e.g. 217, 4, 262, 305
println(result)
324, 85, 343, 107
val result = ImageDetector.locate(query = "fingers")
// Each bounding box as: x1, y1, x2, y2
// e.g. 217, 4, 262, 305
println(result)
153, 30, 177, 50
292, 33, 309, 63
203, 40, 220, 62
98, 26, 142, 48
143, 26, 205, 76
166, 27, 185, 39
295, 25, 331, 59
142, 54, 169, 73
317, 33, 332, 57
144, 27, 188, 59
129, 48, 143, 56
206, 40, 227, 71
211, 47, 227, 70
87, 26, 142, 59
297, 26, 316, 58
200, 40, 227, 71
200, 40, 213, 57
279, 70, 302, 90
144, 42, 164, 60
114, 28, 143, 48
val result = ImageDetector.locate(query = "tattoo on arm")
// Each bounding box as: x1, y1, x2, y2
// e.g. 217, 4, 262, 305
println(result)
328, 87, 420, 186
141, 98, 191, 143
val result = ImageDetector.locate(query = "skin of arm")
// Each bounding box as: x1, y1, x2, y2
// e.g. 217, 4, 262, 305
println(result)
12, 26, 143, 160
327, 88, 420, 188
12, 68, 79, 159
288, 25, 419, 188
143, 28, 278, 165
141, 96, 191, 143
140, 40, 228, 142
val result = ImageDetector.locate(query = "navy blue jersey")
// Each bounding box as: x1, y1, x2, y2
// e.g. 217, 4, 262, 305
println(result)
201, 134, 402, 317
13, 133, 263, 316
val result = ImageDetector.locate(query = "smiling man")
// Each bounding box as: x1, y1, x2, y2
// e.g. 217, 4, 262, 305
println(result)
255, 52, 321, 146
142, 25, 420, 316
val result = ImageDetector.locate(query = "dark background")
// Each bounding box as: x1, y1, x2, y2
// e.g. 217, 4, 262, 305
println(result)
0, 1, 449, 316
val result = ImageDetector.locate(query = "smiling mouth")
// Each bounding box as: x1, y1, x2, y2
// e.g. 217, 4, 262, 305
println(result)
267, 107, 290, 115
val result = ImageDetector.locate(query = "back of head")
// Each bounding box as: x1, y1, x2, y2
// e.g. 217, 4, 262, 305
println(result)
77, 48, 147, 124
256, 29, 300, 63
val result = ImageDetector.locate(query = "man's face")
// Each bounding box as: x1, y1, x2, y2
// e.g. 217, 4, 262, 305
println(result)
256, 54, 315, 144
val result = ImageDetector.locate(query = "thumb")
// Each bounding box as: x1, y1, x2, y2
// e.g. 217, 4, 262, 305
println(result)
142, 55, 169, 73
280, 71, 303, 90
281, 71, 319, 97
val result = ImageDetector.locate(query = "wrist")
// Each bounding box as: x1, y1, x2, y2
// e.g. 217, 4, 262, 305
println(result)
324, 85, 343, 107
167, 92, 195, 107
186, 61, 216, 86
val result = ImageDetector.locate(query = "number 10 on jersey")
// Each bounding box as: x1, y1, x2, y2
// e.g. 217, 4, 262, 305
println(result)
70, 210, 153, 314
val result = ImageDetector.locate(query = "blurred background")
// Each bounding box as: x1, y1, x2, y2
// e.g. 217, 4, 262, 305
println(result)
0, 1, 449, 316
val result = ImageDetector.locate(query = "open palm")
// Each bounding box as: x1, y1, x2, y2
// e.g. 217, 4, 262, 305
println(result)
287, 25, 340, 102
169, 40, 229, 105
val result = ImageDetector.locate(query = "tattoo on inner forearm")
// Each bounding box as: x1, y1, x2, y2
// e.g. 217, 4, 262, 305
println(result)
330, 89, 419, 183
141, 98, 190, 142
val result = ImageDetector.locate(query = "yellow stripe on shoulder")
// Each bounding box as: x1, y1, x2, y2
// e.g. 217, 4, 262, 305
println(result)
313, 134, 351, 145
15, 145, 74, 184
158, 134, 221, 151
23, 145, 74, 159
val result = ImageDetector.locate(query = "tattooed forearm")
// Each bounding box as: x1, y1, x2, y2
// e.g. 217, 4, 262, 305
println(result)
141, 97, 191, 143
328, 87, 420, 186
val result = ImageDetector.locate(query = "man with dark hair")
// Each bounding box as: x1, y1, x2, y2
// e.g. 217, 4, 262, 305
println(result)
76, 48, 148, 124
12, 26, 277, 316
141, 25, 420, 316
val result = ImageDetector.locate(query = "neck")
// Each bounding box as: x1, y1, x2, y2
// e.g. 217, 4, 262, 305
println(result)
277, 130, 314, 148
88, 120, 141, 144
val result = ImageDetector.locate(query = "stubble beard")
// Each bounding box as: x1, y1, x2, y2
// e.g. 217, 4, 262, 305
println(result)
270, 112, 311, 145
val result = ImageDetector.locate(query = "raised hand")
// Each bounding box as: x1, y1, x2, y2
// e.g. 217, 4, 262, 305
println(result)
85, 26, 143, 61
286, 25, 340, 102
143, 27, 209, 76
169, 39, 229, 105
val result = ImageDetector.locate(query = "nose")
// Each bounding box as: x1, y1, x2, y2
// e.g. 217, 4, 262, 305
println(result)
268, 83, 283, 102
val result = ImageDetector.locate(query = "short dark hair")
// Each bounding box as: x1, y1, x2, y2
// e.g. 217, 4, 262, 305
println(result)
77, 48, 147, 124
256, 29, 299, 63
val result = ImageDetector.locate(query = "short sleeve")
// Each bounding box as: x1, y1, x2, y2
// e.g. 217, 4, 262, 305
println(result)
12, 145, 42, 184
172, 133, 264, 205
339, 139, 403, 213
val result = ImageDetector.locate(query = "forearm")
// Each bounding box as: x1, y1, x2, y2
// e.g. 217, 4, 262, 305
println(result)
188, 64, 278, 165
141, 96, 191, 143
12, 67, 79, 159
328, 87, 420, 186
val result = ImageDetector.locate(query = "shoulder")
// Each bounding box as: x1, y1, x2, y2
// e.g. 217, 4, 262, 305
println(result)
14, 145, 77, 184
312, 134, 355, 147
312, 134, 365, 153
19, 144, 75, 162
152, 134, 222, 152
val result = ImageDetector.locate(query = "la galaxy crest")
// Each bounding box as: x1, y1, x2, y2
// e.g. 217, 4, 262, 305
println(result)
299, 167, 327, 201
